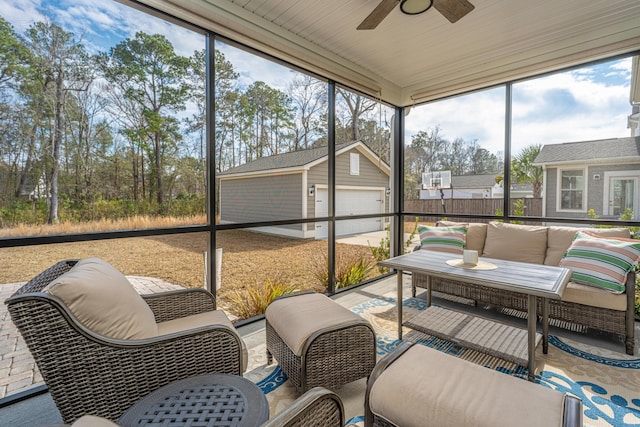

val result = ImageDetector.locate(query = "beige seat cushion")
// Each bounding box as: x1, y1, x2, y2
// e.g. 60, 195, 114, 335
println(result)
265, 293, 365, 356
44, 258, 158, 340
544, 226, 631, 266
482, 222, 548, 264
438, 220, 488, 253
561, 281, 627, 311
157, 310, 248, 372
369, 345, 566, 427
71, 415, 120, 427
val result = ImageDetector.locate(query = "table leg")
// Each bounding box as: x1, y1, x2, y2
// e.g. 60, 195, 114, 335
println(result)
397, 269, 403, 340
527, 295, 536, 382
426, 275, 432, 307
542, 297, 549, 354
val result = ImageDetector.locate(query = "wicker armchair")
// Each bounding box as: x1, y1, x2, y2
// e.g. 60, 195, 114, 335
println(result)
5, 259, 245, 424
262, 387, 344, 427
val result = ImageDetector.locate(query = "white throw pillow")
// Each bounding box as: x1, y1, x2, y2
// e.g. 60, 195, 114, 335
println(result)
44, 257, 158, 339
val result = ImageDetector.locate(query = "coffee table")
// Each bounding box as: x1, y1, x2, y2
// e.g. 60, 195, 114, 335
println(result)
378, 250, 572, 381
117, 374, 269, 426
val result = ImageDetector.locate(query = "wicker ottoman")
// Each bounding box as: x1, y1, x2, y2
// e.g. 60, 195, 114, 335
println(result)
365, 342, 582, 427
265, 292, 376, 394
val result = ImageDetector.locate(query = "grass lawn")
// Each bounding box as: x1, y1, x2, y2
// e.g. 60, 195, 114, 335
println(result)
0, 227, 380, 310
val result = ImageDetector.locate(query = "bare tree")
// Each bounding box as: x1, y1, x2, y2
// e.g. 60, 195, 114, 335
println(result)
289, 75, 327, 149
25, 21, 92, 224
336, 88, 376, 142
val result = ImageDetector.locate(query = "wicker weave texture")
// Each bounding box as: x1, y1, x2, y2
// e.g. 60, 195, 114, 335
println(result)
266, 318, 376, 394
262, 387, 344, 427
271, 394, 343, 427
372, 415, 396, 427
5, 261, 244, 423
413, 272, 635, 354
144, 288, 217, 322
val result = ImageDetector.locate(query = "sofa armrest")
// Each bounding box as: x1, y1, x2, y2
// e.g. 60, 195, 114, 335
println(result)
625, 271, 636, 355
142, 288, 216, 322
626, 271, 636, 296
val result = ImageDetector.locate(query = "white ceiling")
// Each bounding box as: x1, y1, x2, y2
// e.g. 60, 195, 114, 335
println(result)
146, 0, 640, 106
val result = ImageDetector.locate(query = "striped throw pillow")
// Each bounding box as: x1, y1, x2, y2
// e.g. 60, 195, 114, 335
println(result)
418, 225, 467, 255
559, 231, 640, 294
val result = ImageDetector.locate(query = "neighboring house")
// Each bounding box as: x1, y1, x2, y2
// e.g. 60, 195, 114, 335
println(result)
534, 136, 640, 220
628, 56, 639, 137
418, 174, 533, 199
218, 141, 391, 239
16, 174, 48, 201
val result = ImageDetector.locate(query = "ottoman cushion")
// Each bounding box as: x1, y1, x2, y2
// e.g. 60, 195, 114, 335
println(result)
265, 293, 363, 356
369, 344, 566, 427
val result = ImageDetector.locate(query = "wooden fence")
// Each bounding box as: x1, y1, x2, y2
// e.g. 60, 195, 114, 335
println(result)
404, 198, 542, 222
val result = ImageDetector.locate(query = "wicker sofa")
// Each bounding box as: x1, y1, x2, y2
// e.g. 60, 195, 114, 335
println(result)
412, 221, 636, 355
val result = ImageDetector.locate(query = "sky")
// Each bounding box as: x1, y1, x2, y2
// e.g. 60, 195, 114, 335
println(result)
405, 58, 634, 156
2, 0, 635, 159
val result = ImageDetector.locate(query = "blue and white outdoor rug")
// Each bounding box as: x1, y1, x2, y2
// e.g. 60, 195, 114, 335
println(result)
244, 295, 640, 427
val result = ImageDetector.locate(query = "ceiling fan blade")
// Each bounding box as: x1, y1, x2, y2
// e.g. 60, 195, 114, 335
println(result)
433, 0, 474, 23
357, 0, 399, 30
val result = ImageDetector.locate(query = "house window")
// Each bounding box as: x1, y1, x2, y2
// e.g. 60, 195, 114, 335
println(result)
560, 169, 584, 210
350, 153, 360, 175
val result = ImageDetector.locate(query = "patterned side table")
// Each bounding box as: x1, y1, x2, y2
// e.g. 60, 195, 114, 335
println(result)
118, 374, 269, 427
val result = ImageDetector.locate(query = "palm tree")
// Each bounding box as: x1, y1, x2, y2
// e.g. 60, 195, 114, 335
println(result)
512, 144, 543, 198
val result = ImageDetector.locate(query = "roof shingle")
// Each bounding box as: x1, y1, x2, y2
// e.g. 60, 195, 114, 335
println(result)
219, 142, 353, 175
534, 136, 640, 164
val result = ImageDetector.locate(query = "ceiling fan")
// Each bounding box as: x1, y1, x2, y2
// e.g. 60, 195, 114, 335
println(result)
357, 0, 474, 30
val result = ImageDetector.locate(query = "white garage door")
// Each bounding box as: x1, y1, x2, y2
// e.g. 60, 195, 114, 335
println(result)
315, 188, 384, 239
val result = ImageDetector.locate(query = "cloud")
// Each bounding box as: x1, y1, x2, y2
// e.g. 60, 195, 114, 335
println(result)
3, 0, 634, 160
511, 60, 631, 148
216, 41, 298, 91
405, 86, 506, 154
0, 0, 46, 32
405, 58, 633, 158
1, 0, 205, 56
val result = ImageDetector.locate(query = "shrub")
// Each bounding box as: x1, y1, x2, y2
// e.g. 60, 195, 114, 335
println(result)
312, 251, 374, 290
369, 218, 419, 273
495, 200, 525, 224
511, 198, 525, 224
225, 277, 298, 320
0, 199, 48, 227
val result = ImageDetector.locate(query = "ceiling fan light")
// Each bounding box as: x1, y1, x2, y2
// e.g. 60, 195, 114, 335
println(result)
400, 0, 433, 15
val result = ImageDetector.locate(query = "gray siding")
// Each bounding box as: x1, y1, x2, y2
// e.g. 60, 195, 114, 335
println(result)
545, 164, 640, 218
220, 146, 390, 235
307, 148, 390, 217
545, 167, 589, 219
220, 173, 303, 223
337, 149, 388, 187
